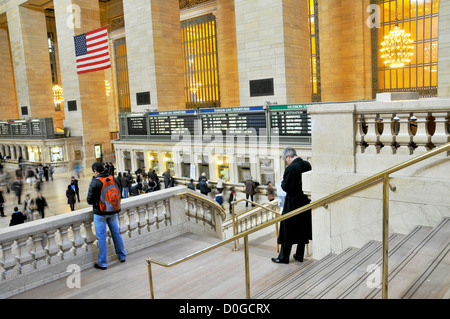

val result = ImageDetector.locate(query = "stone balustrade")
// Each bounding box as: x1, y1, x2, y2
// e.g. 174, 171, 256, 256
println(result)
355, 99, 449, 155
0, 186, 223, 298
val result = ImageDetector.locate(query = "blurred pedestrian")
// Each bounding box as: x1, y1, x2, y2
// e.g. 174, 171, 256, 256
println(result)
66, 185, 76, 211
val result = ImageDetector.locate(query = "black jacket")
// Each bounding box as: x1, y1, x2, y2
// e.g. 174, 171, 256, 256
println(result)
86, 173, 121, 215
278, 157, 312, 245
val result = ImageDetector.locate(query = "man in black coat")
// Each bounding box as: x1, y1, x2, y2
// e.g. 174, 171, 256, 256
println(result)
272, 147, 312, 264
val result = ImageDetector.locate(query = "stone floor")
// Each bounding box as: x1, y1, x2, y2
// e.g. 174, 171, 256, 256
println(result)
0, 166, 251, 229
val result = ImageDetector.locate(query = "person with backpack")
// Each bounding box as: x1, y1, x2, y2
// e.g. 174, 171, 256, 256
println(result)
87, 162, 126, 270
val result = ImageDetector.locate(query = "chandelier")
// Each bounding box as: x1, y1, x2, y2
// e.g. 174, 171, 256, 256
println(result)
380, 25, 414, 68
52, 85, 64, 104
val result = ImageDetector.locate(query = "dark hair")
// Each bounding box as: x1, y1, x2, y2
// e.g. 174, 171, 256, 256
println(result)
14, 206, 18, 212
92, 162, 104, 173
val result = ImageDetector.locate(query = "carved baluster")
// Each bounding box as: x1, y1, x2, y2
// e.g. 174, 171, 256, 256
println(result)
137, 206, 149, 235
59, 225, 74, 260
30, 232, 48, 269
117, 210, 129, 239
16, 236, 33, 274
156, 201, 165, 228
394, 113, 413, 155
379, 113, 395, 155
411, 112, 430, 154
148, 203, 157, 230
163, 199, 171, 226
355, 114, 366, 153
431, 112, 450, 149
127, 207, 139, 238
362, 114, 378, 154
71, 222, 85, 256
45, 229, 61, 264
83, 220, 96, 253
0, 240, 18, 279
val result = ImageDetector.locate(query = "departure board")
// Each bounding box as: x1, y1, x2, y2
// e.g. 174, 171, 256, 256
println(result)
127, 114, 147, 136
148, 110, 197, 136
0, 122, 10, 136
11, 121, 30, 136
269, 105, 310, 136
200, 107, 266, 136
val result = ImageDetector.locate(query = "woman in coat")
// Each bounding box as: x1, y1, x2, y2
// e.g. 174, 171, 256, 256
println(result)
66, 185, 76, 211
272, 147, 312, 264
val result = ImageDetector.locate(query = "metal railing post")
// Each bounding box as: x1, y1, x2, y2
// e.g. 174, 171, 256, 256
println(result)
147, 260, 155, 299
382, 174, 390, 299
244, 235, 250, 299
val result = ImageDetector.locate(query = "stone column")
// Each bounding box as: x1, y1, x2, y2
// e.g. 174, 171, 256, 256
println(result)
318, 0, 372, 102
234, 0, 311, 106
6, 6, 54, 120
123, 0, 185, 112
438, 0, 450, 97
0, 28, 18, 120
54, 0, 113, 166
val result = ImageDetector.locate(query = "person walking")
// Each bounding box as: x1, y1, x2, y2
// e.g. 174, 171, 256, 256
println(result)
23, 193, 35, 221
71, 176, 80, 203
36, 192, 48, 219
228, 186, 237, 216
271, 147, 312, 264
87, 162, 126, 270
0, 186, 6, 217
9, 206, 25, 226
244, 177, 258, 207
267, 181, 275, 202
66, 185, 76, 211
216, 174, 225, 193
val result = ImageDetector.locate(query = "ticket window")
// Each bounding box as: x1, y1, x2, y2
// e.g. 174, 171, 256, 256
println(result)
163, 152, 175, 175
181, 153, 191, 178
260, 159, 275, 185
147, 152, 159, 174
237, 157, 251, 182
50, 146, 64, 162
28, 146, 41, 162
216, 155, 229, 181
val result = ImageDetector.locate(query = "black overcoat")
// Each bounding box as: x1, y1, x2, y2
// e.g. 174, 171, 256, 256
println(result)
278, 157, 312, 245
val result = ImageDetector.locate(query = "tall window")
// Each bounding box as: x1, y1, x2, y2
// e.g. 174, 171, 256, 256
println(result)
181, 14, 220, 109
308, 0, 321, 102
373, 0, 439, 97
114, 38, 131, 113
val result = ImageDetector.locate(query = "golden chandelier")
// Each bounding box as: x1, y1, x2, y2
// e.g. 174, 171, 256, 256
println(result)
380, 25, 414, 68
52, 85, 64, 104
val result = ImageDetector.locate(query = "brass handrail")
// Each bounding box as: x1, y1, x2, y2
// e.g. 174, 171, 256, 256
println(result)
146, 142, 450, 299
174, 191, 227, 221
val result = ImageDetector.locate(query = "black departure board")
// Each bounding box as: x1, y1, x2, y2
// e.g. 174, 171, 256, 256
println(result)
127, 115, 147, 136
31, 121, 42, 135
148, 110, 197, 136
269, 105, 310, 136
0, 122, 10, 136
200, 107, 266, 136
11, 121, 30, 136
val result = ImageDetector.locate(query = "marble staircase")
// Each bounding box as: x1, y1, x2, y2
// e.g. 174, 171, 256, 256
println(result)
253, 217, 450, 299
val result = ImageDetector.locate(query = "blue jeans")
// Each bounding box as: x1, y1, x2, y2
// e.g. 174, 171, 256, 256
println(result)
123, 187, 129, 198
93, 214, 126, 267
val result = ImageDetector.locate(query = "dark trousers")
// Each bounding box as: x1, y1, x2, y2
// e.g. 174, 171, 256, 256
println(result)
277, 243, 306, 262
245, 194, 254, 207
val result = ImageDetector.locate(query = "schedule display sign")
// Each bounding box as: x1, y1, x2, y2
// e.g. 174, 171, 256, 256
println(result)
126, 114, 147, 136
148, 110, 197, 136
269, 104, 310, 136
200, 107, 266, 136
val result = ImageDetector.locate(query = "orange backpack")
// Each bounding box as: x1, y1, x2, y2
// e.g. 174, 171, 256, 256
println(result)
97, 175, 121, 213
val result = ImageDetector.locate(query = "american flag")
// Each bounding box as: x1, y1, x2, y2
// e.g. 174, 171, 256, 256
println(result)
74, 26, 111, 74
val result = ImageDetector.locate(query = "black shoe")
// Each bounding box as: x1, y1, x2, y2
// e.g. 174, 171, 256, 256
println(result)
271, 258, 289, 264
293, 254, 304, 262
94, 263, 107, 270
120, 259, 126, 263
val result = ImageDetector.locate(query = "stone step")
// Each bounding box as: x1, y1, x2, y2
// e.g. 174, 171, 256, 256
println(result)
328, 226, 432, 299
367, 217, 450, 299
